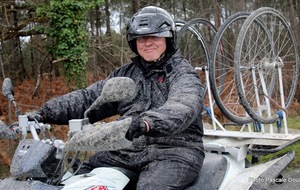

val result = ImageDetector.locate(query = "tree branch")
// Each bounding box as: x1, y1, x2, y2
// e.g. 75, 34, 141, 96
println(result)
0, 17, 48, 40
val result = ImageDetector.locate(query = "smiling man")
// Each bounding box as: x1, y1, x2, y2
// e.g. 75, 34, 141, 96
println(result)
31, 6, 205, 190
136, 36, 166, 61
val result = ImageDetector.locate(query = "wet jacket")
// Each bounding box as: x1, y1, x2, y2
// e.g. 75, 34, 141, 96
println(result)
38, 50, 205, 152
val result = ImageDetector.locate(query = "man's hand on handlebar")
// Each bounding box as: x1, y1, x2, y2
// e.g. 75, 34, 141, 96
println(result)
125, 115, 149, 141
28, 113, 44, 123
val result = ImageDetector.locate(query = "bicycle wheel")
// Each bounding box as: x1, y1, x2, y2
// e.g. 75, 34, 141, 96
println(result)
234, 7, 299, 124
177, 18, 217, 85
176, 18, 218, 118
209, 12, 254, 124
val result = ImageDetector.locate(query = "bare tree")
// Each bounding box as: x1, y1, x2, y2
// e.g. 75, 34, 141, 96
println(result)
214, 0, 221, 29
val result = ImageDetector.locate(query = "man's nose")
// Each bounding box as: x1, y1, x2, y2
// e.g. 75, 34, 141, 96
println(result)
144, 36, 154, 44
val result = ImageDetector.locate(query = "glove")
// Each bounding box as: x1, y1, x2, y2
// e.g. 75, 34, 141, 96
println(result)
28, 112, 44, 122
125, 115, 148, 141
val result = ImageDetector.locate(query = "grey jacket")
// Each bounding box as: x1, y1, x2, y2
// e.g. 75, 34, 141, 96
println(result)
38, 50, 205, 151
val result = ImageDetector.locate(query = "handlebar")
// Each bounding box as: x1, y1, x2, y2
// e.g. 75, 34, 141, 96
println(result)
0, 120, 16, 139
1, 115, 64, 159
0, 115, 51, 141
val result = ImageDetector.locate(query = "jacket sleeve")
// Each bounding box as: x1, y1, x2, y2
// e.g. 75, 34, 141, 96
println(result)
37, 75, 119, 125
142, 62, 204, 136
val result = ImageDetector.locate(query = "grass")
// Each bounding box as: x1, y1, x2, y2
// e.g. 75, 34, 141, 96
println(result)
0, 164, 9, 179
287, 116, 300, 130
253, 116, 300, 169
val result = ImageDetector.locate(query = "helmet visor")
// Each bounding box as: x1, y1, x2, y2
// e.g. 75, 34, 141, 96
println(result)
127, 31, 172, 41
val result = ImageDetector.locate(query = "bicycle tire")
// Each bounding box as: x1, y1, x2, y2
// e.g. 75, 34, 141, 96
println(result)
176, 18, 218, 117
209, 12, 254, 124
177, 18, 217, 84
234, 7, 299, 124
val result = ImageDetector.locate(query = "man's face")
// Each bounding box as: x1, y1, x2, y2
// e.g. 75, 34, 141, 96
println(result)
136, 36, 166, 62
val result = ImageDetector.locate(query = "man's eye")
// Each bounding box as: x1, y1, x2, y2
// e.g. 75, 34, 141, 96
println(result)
137, 36, 159, 43
137, 36, 147, 42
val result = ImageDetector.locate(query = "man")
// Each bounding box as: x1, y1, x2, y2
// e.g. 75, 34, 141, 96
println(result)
32, 6, 205, 189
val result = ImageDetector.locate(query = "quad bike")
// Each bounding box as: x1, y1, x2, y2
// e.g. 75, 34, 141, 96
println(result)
0, 77, 299, 190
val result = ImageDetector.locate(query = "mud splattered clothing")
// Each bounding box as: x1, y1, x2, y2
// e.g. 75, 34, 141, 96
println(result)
37, 50, 205, 189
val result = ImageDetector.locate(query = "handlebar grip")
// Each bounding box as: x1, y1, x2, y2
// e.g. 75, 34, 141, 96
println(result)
0, 121, 16, 139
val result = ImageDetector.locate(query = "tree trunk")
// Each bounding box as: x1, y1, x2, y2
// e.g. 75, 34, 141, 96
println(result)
131, 0, 138, 14
213, 0, 221, 29
105, 0, 111, 37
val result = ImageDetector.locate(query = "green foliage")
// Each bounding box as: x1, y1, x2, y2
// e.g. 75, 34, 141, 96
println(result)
36, 0, 103, 89
248, 116, 300, 169
287, 116, 300, 130
0, 164, 10, 179
257, 141, 300, 169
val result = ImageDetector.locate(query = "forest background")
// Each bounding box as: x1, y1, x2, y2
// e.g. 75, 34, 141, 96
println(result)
0, 0, 300, 178
1, 0, 300, 90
